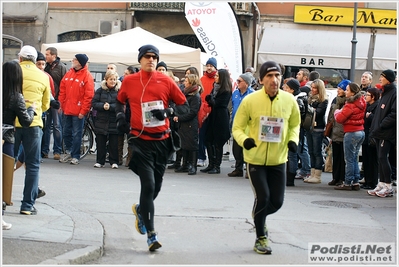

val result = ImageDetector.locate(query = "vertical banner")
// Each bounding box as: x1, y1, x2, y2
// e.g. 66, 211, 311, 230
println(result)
185, 2, 243, 85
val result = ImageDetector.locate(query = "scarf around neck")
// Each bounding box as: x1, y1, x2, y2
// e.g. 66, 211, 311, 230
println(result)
212, 83, 221, 97
184, 84, 199, 95
205, 70, 217, 79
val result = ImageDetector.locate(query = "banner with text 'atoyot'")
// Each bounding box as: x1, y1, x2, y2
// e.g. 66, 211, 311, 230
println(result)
185, 2, 243, 85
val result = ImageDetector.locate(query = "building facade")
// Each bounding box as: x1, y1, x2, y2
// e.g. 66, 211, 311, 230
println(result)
2, 2, 397, 84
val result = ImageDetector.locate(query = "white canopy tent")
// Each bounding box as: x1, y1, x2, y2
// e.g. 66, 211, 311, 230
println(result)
41, 27, 203, 72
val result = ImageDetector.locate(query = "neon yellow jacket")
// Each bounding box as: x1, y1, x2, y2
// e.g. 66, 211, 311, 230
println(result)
15, 61, 51, 128
232, 89, 301, 166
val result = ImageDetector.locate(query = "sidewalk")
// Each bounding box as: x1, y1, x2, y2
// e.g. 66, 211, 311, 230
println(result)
2, 200, 104, 265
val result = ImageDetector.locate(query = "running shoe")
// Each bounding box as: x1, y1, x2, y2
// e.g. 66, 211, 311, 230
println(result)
132, 203, 146, 235
253, 236, 272, 254
147, 232, 162, 251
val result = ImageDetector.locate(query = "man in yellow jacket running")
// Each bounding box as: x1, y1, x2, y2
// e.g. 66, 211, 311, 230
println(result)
232, 61, 301, 254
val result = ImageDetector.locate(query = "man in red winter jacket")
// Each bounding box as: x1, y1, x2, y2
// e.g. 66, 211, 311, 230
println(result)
58, 54, 94, 165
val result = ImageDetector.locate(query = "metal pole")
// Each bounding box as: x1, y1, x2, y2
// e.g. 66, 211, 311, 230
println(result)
350, 3, 358, 81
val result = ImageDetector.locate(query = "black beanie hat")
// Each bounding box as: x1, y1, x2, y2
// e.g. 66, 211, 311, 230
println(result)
287, 79, 300, 95
36, 51, 45, 62
138, 44, 159, 62
381, 69, 396, 83
75, 54, 89, 67
259, 61, 281, 80
156, 61, 167, 71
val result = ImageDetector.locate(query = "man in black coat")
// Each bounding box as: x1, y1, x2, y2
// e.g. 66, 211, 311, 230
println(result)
368, 69, 396, 198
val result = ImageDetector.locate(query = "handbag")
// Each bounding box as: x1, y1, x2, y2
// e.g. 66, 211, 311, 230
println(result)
198, 101, 212, 128
302, 105, 316, 132
324, 121, 333, 137
169, 130, 181, 152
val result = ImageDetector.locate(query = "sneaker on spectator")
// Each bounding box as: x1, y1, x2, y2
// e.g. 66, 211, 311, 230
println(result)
59, 153, 72, 163
53, 153, 61, 160
2, 220, 12, 230
20, 206, 37, 215
197, 159, 206, 167
132, 203, 147, 235
111, 163, 119, 169
295, 172, 310, 179
37, 188, 46, 199
147, 232, 162, 251
376, 188, 394, 198
367, 183, 384, 196
70, 158, 79, 165
94, 163, 104, 168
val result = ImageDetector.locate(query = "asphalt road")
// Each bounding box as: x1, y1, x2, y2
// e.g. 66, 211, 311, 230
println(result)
3, 149, 397, 265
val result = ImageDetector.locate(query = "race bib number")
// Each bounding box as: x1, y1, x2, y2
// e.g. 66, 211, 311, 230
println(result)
142, 100, 165, 127
258, 116, 284, 142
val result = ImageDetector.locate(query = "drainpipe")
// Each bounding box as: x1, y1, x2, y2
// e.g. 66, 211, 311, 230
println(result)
350, 3, 358, 81
252, 2, 261, 72
366, 29, 376, 71
42, 2, 49, 47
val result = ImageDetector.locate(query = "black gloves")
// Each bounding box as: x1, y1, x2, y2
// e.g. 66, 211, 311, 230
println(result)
205, 94, 215, 106
151, 108, 174, 121
288, 141, 297, 153
116, 112, 130, 134
243, 138, 257, 150
50, 100, 60, 109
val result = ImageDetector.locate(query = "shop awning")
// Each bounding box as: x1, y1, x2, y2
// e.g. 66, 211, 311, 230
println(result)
373, 32, 397, 70
257, 23, 370, 70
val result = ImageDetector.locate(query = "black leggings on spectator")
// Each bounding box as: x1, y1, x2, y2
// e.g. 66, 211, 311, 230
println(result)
376, 139, 393, 184
248, 163, 286, 238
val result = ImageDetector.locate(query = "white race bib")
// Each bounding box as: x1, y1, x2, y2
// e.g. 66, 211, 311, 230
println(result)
258, 116, 284, 142
141, 100, 165, 127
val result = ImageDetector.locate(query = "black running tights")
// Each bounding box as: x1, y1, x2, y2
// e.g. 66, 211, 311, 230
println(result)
248, 163, 286, 238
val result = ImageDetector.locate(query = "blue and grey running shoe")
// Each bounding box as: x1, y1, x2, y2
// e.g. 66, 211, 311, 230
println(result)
132, 203, 146, 235
147, 232, 162, 251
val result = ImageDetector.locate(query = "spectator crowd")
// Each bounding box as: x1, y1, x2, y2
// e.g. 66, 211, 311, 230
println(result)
2, 44, 396, 254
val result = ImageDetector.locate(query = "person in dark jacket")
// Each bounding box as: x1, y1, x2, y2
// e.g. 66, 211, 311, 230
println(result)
91, 70, 121, 169
200, 68, 232, 174
44, 47, 67, 160
361, 87, 380, 189
360, 71, 373, 92
326, 79, 349, 186
283, 78, 305, 186
2, 61, 36, 156
3, 60, 38, 216
368, 69, 396, 197
173, 74, 201, 175
304, 79, 328, 184
3, 60, 36, 230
